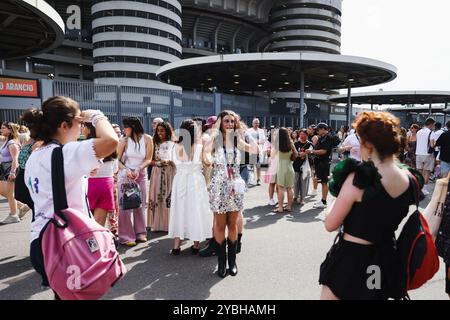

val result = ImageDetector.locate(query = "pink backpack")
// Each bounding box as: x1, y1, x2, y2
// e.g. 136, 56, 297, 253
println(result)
40, 146, 126, 300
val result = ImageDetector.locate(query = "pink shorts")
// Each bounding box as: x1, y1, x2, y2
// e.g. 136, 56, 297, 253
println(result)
87, 177, 115, 212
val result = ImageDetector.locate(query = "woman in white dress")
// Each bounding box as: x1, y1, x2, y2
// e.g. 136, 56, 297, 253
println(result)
168, 119, 212, 255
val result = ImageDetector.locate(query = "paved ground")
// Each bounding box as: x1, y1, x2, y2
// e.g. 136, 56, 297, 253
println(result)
0, 170, 448, 300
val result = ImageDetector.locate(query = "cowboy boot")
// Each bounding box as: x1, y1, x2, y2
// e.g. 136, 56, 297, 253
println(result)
217, 240, 227, 278
199, 238, 217, 257
236, 233, 242, 254
227, 238, 238, 276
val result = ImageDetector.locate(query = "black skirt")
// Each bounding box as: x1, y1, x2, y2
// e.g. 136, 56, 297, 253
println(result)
319, 239, 398, 300
30, 238, 49, 287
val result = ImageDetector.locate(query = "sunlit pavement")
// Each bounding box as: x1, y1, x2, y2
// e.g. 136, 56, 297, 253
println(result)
0, 169, 447, 300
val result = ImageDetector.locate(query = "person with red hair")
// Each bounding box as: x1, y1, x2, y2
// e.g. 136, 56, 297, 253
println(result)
320, 111, 423, 300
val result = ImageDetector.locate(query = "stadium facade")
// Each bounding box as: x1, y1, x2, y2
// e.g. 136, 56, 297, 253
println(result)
0, 0, 374, 129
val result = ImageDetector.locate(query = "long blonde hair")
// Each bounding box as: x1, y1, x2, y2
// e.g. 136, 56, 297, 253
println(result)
2, 122, 20, 142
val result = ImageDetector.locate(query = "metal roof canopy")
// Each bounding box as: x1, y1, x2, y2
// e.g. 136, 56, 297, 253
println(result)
329, 91, 450, 105
0, 0, 65, 59
156, 52, 397, 93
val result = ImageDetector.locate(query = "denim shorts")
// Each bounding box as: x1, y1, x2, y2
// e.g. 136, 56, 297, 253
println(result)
440, 161, 450, 178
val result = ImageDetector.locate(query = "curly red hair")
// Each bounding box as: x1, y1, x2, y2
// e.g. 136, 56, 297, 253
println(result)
353, 111, 403, 160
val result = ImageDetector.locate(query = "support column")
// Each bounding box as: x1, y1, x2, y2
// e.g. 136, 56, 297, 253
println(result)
371, 103, 373, 111
169, 91, 175, 127
445, 102, 449, 125
299, 70, 305, 129
347, 81, 352, 126
214, 22, 223, 53
193, 17, 200, 48
116, 86, 122, 127
429, 103, 432, 118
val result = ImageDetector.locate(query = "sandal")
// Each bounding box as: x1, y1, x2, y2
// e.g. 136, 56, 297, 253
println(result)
272, 208, 284, 213
170, 248, 181, 255
284, 208, 292, 213
190, 245, 200, 255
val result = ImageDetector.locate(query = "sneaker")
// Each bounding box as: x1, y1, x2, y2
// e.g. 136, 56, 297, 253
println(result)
136, 237, 147, 243
170, 248, 181, 255
269, 199, 276, 206
256, 179, 261, 186
310, 189, 318, 196
0, 215, 21, 225
421, 186, 430, 196
18, 205, 31, 219
313, 201, 327, 209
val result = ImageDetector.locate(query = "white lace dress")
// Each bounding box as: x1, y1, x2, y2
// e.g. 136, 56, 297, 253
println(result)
168, 144, 212, 241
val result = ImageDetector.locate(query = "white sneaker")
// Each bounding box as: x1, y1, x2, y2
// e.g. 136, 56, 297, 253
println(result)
313, 201, 327, 209
19, 205, 31, 219
269, 199, 276, 206
1, 215, 21, 225
421, 186, 430, 196
310, 189, 318, 196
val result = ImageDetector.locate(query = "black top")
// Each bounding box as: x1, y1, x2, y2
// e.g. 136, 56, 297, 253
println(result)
240, 133, 251, 167
314, 134, 333, 163
436, 130, 450, 162
293, 140, 313, 172
343, 176, 416, 244
437, 180, 450, 263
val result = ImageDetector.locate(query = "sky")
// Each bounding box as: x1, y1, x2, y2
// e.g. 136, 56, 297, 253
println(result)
340, 0, 450, 93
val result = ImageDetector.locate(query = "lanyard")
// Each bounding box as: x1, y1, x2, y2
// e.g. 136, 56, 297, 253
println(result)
223, 146, 237, 179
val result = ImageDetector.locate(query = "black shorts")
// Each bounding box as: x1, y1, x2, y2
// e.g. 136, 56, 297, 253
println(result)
315, 161, 330, 183
446, 263, 450, 295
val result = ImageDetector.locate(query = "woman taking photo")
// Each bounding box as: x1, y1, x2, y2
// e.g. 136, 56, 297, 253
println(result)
148, 121, 176, 232
117, 117, 153, 246
319, 111, 422, 300
0, 122, 22, 224
22, 96, 118, 295
205, 110, 258, 278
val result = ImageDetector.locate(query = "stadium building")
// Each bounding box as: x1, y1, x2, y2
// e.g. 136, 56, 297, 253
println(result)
0, 0, 398, 129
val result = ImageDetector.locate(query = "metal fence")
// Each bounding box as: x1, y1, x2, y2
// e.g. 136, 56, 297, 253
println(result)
0, 79, 296, 132
52, 80, 272, 132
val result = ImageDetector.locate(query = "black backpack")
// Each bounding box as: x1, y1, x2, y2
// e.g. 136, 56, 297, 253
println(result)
331, 134, 341, 148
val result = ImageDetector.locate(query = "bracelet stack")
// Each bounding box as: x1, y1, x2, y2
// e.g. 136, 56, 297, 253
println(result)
89, 111, 108, 128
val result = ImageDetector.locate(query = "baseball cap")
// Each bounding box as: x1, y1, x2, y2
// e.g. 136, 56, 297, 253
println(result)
316, 123, 329, 130
203, 116, 217, 130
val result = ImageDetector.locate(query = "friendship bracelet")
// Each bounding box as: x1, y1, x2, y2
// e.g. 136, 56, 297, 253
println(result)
91, 114, 108, 128
88, 110, 104, 123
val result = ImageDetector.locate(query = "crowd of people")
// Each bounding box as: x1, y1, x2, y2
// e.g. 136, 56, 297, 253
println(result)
0, 95, 449, 300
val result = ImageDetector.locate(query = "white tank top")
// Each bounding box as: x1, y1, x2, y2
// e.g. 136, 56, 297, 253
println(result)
125, 136, 146, 170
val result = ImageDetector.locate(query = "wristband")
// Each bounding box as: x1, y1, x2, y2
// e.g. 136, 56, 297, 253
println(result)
92, 115, 108, 128
89, 111, 107, 128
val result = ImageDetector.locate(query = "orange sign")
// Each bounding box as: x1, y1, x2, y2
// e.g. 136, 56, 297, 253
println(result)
0, 77, 38, 97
